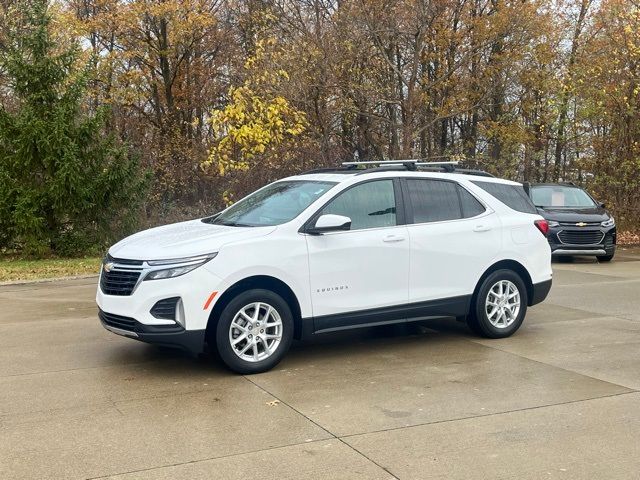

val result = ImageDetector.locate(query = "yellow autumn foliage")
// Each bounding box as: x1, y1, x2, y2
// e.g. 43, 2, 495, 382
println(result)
205, 39, 307, 177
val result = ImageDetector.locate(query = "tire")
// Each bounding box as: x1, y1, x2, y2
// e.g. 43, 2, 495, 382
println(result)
597, 253, 614, 262
467, 269, 528, 339
215, 289, 294, 374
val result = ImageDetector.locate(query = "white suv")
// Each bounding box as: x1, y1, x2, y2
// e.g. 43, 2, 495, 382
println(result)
97, 161, 552, 374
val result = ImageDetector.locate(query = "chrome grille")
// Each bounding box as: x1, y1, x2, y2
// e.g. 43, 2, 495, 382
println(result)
559, 221, 600, 227
558, 230, 605, 245
100, 269, 141, 296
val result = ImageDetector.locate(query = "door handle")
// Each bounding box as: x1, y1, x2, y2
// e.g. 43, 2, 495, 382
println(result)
383, 234, 406, 243
473, 224, 491, 232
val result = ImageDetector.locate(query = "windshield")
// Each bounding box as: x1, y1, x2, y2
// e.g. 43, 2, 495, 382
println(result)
530, 185, 596, 208
206, 180, 336, 227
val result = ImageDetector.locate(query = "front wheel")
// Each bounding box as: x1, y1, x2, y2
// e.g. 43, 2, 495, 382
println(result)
216, 289, 293, 374
467, 270, 528, 339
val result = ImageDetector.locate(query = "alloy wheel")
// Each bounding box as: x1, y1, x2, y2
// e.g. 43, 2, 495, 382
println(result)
228, 302, 283, 362
485, 280, 521, 329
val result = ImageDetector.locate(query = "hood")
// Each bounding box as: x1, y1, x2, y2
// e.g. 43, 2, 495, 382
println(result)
536, 206, 610, 223
109, 219, 276, 261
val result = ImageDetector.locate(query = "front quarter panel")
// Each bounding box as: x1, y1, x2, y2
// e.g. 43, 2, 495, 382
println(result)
202, 228, 311, 317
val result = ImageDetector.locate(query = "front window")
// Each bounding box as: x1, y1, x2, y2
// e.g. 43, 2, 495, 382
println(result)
207, 180, 336, 227
320, 180, 397, 230
530, 186, 596, 208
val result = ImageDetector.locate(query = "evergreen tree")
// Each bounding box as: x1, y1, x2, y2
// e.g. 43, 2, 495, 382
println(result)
0, 0, 148, 256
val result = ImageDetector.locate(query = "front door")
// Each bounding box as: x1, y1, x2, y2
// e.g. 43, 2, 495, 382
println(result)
305, 179, 410, 332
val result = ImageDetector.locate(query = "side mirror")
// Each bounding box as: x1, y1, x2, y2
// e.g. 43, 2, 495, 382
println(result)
307, 214, 351, 235
599, 202, 606, 208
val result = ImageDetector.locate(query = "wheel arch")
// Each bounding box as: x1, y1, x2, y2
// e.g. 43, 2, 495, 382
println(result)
472, 259, 534, 308
205, 275, 303, 346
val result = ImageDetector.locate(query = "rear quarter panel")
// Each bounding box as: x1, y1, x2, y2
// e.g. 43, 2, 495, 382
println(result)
463, 179, 552, 286
495, 211, 553, 285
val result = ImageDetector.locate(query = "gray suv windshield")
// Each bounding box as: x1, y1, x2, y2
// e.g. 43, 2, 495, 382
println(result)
530, 185, 596, 208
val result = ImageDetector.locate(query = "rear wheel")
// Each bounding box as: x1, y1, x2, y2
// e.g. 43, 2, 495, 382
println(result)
467, 269, 528, 338
216, 289, 293, 374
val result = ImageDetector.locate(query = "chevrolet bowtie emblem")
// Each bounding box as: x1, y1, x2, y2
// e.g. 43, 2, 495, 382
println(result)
103, 262, 114, 273
576, 222, 587, 227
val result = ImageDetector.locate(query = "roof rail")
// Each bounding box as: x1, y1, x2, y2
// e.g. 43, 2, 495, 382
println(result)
300, 159, 494, 177
300, 167, 356, 175
415, 161, 459, 173
342, 159, 423, 171
342, 159, 460, 172
418, 166, 494, 178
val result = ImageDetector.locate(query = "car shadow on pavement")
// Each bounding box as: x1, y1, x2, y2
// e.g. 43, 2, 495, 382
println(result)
129, 319, 477, 375
279, 319, 470, 365
552, 255, 599, 264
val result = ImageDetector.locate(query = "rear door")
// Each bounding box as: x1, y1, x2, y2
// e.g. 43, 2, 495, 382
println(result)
403, 178, 502, 305
305, 179, 410, 331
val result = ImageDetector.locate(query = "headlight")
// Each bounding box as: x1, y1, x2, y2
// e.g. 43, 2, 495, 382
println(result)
547, 220, 560, 228
144, 253, 217, 281
601, 217, 615, 228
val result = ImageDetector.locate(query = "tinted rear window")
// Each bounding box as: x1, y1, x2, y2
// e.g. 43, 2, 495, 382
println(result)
406, 179, 461, 223
458, 186, 486, 218
471, 181, 537, 214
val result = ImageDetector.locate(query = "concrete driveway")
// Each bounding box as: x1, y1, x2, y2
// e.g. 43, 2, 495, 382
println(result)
1, 249, 639, 479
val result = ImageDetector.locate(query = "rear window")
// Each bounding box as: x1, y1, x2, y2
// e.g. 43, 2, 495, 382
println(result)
406, 179, 461, 223
471, 181, 537, 214
458, 186, 486, 218
405, 179, 486, 223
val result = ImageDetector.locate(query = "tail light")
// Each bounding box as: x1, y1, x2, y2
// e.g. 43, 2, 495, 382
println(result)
534, 219, 549, 236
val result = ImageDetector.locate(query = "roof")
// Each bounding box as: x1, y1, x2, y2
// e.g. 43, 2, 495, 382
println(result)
528, 182, 580, 187
285, 170, 520, 186
285, 172, 357, 183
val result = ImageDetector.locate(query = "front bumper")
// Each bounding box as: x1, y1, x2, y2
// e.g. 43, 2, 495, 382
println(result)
98, 310, 205, 355
548, 226, 616, 257
96, 265, 223, 331
99, 309, 205, 354
96, 263, 224, 354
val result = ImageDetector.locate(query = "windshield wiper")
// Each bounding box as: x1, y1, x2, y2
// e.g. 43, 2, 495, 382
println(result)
213, 220, 255, 227
201, 215, 219, 224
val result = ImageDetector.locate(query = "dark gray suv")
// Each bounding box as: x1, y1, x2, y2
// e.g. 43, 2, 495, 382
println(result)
525, 183, 616, 262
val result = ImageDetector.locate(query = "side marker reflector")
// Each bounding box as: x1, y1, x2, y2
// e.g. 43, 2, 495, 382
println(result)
203, 291, 218, 310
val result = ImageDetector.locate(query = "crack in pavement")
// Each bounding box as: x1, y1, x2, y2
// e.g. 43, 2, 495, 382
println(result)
83, 390, 639, 480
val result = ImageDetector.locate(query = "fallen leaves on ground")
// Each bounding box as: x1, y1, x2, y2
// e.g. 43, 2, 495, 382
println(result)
618, 231, 640, 245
